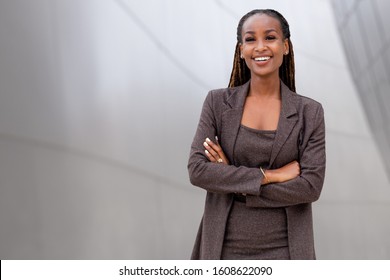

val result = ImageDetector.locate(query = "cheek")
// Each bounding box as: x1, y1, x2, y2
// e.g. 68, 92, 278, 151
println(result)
241, 45, 250, 55
274, 54, 285, 68
274, 45, 286, 63
241, 47, 252, 65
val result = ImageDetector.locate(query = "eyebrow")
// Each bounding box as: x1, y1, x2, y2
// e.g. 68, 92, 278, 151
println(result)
265, 29, 277, 33
244, 29, 278, 35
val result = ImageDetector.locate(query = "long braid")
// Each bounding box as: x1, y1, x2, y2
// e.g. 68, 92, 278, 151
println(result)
279, 39, 295, 92
228, 9, 296, 92
228, 43, 250, 87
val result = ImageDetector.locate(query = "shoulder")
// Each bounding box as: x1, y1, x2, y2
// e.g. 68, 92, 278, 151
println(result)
293, 92, 324, 118
204, 82, 249, 112
280, 81, 323, 117
295, 92, 322, 107
206, 83, 247, 102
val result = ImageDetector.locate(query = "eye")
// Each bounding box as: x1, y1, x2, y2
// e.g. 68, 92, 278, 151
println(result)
244, 37, 255, 42
266, 35, 276, 40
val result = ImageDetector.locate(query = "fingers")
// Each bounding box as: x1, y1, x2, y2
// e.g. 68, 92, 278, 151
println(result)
203, 137, 225, 164
290, 161, 301, 174
285, 161, 300, 177
203, 138, 218, 162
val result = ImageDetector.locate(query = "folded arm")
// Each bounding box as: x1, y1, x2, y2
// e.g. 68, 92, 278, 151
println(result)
188, 91, 265, 195
247, 105, 326, 208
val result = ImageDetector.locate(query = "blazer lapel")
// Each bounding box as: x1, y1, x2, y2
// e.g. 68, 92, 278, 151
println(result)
269, 82, 299, 167
220, 81, 298, 167
221, 82, 250, 165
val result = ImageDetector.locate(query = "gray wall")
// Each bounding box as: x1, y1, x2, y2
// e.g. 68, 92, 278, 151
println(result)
332, 0, 390, 179
0, 0, 389, 259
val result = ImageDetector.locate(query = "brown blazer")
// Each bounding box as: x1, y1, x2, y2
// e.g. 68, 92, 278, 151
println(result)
188, 80, 326, 259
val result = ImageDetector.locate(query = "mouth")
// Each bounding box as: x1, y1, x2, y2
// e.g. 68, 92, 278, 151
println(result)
253, 56, 271, 62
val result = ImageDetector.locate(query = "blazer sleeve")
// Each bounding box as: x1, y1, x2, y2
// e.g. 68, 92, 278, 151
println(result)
188, 91, 264, 195
246, 104, 326, 208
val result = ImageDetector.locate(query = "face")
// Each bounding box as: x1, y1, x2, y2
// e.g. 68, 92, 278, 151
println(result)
239, 14, 289, 79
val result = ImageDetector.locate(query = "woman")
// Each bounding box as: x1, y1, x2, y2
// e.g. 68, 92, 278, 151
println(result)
188, 9, 326, 259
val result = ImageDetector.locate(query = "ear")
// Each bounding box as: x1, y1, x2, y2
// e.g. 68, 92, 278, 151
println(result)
283, 39, 289, 55
239, 43, 243, 59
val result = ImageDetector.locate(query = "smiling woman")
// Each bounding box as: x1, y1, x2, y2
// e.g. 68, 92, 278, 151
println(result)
229, 9, 295, 91
188, 9, 326, 260
240, 14, 288, 85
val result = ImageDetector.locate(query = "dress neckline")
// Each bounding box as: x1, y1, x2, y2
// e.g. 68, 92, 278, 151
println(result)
240, 124, 276, 134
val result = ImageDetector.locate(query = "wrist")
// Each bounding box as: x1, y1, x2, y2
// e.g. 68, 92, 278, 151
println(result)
265, 169, 278, 183
260, 167, 271, 184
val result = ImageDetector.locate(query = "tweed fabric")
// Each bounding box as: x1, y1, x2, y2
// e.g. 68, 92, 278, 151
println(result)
221, 126, 289, 259
188, 80, 326, 259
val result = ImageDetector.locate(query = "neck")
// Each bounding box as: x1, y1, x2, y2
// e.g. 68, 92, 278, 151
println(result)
249, 75, 280, 98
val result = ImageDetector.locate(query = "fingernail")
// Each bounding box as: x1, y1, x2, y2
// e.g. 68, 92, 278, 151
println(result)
205, 150, 209, 154
203, 142, 209, 147
206, 138, 211, 143
215, 136, 219, 141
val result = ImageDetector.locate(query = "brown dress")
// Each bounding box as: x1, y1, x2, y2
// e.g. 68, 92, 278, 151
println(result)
221, 124, 290, 260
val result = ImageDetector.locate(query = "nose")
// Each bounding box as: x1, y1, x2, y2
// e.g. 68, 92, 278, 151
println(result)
255, 39, 267, 51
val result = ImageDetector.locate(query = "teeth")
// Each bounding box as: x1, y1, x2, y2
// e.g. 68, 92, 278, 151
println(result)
254, 57, 271, 61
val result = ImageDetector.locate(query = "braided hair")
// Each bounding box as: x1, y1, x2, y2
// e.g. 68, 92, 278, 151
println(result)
228, 9, 295, 92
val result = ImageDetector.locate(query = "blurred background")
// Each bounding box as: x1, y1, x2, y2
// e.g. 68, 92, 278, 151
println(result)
0, 0, 389, 259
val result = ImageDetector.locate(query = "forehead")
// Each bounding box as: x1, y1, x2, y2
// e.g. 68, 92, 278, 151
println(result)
242, 14, 282, 34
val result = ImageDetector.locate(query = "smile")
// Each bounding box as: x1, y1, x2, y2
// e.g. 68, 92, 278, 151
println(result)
254, 56, 271, 61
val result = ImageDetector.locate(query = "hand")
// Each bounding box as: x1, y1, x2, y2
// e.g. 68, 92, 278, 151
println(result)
203, 136, 230, 165
266, 160, 300, 183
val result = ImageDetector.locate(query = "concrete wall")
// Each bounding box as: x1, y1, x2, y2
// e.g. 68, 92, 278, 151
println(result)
332, 0, 390, 179
0, 0, 389, 259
